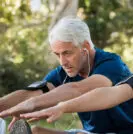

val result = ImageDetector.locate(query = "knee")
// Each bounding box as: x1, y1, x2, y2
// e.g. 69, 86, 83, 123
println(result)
32, 126, 41, 134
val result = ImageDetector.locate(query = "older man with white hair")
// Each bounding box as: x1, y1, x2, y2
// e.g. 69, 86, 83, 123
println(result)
0, 17, 132, 134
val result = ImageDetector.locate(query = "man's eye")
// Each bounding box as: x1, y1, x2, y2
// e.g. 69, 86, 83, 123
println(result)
65, 52, 72, 55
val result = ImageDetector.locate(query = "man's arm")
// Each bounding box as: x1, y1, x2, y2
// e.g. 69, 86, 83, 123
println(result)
0, 89, 43, 112
33, 74, 112, 110
59, 83, 133, 112
20, 83, 133, 123
0, 74, 112, 117
0, 80, 55, 112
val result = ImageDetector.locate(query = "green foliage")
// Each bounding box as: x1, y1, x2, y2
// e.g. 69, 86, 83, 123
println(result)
0, 0, 53, 95
0, 0, 133, 95
79, 0, 133, 70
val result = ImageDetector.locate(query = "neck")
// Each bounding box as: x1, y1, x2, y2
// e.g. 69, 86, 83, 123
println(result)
79, 48, 96, 78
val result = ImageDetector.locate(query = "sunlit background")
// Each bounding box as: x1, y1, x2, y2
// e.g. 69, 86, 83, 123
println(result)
0, 0, 133, 133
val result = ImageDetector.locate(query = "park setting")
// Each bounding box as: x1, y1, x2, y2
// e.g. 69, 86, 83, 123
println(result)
0, 0, 133, 134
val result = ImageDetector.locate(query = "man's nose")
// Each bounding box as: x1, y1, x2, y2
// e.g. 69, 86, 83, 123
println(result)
59, 55, 68, 66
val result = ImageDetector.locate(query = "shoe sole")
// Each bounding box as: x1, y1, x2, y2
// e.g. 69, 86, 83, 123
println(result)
9, 119, 32, 134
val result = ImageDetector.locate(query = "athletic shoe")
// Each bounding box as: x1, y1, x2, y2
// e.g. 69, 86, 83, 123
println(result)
9, 119, 32, 134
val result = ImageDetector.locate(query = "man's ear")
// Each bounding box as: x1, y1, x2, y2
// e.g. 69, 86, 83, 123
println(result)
82, 40, 91, 51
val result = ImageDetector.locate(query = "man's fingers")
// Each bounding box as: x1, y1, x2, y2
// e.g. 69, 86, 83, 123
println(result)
0, 104, 28, 118
0, 108, 19, 118
20, 112, 39, 119
0, 109, 12, 118
8, 117, 19, 131
47, 112, 62, 123
21, 110, 49, 119
27, 118, 40, 123
47, 114, 57, 123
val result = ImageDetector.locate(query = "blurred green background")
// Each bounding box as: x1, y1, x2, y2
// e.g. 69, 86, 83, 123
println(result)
0, 0, 133, 133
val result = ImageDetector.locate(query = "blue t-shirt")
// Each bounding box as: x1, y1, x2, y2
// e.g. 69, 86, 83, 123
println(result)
43, 48, 132, 133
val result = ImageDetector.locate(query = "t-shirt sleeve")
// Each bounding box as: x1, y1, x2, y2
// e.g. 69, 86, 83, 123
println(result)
24, 67, 63, 92
42, 67, 63, 87
92, 59, 131, 85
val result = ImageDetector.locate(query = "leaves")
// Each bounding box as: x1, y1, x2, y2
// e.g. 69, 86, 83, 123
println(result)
79, 0, 133, 71
0, 0, 52, 95
0, 0, 133, 95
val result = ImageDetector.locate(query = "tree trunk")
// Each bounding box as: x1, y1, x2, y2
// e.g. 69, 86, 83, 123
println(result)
49, 0, 79, 30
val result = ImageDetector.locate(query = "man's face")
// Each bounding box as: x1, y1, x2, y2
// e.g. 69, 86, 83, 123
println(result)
51, 41, 84, 77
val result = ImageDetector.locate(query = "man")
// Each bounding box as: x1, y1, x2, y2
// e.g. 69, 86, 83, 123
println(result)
0, 17, 132, 134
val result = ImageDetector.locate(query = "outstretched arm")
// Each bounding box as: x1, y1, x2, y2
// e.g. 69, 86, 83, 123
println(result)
0, 89, 42, 112
59, 83, 133, 113
0, 74, 112, 117
0, 81, 55, 113
0, 82, 54, 131
20, 83, 133, 123
25, 74, 112, 111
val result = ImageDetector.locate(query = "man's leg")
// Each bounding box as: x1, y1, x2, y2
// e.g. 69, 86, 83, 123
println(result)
32, 126, 68, 134
32, 126, 92, 134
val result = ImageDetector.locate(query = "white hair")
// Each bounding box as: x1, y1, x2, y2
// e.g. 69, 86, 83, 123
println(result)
48, 16, 94, 49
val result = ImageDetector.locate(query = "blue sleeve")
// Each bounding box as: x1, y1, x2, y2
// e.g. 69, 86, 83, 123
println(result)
42, 66, 66, 87
92, 59, 131, 85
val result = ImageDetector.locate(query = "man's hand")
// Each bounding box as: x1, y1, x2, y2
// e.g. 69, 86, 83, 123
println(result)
0, 98, 35, 118
20, 103, 65, 123
8, 116, 19, 131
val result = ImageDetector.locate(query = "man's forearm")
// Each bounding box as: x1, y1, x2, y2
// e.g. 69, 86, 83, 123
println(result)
0, 89, 42, 112
59, 84, 133, 113
33, 75, 112, 110
33, 82, 81, 110
0, 75, 112, 117
18, 84, 133, 123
